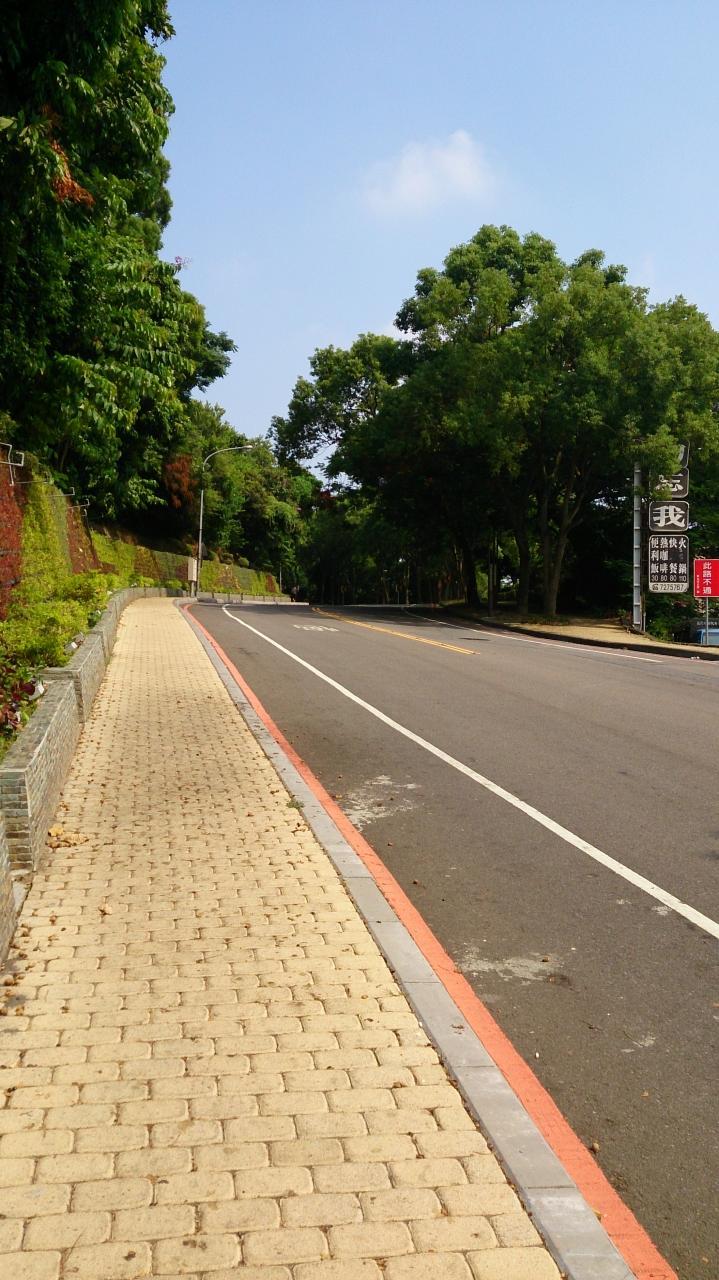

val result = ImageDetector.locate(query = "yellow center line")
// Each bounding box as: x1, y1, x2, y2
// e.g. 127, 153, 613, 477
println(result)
315, 609, 477, 656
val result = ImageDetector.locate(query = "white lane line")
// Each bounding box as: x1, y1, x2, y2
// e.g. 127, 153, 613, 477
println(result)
221, 606, 719, 941
404, 611, 663, 663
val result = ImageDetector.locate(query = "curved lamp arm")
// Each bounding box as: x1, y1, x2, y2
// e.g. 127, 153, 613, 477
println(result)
196, 443, 257, 596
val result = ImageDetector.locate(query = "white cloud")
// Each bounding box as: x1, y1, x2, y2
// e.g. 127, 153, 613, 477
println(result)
362, 130, 495, 216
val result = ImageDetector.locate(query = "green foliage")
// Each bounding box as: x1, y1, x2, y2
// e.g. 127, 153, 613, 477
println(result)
645, 594, 697, 642
0, 653, 40, 747
57, 571, 107, 611
3, 466, 111, 668
199, 559, 277, 596
90, 527, 278, 594
19, 478, 72, 601
1, 598, 88, 668
0, 7, 326, 588
273, 334, 410, 464
0, 1, 236, 521
91, 531, 136, 582
279, 225, 719, 615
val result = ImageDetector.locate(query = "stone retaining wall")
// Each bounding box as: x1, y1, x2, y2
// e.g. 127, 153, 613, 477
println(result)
197, 591, 289, 604
42, 631, 108, 721
0, 587, 168, 965
0, 815, 14, 970
0, 680, 81, 875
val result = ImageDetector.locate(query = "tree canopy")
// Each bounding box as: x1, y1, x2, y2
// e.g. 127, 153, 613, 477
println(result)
0, 2, 236, 516
275, 225, 719, 617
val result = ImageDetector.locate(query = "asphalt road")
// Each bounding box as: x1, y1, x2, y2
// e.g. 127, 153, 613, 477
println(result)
193, 601, 719, 1280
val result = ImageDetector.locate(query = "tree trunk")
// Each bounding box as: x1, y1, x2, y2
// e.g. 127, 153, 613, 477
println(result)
539, 456, 587, 617
460, 537, 480, 608
516, 529, 531, 614
542, 529, 569, 616
57, 437, 71, 472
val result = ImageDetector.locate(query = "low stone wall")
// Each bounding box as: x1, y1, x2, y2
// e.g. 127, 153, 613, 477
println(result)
43, 632, 108, 721
0, 815, 14, 969
197, 591, 289, 604
0, 587, 167, 965
93, 610, 118, 661
0, 680, 81, 875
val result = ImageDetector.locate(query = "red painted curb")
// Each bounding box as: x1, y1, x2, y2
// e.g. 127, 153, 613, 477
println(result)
184, 602, 677, 1280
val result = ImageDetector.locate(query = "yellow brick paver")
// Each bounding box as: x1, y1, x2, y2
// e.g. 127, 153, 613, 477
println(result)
0, 599, 560, 1278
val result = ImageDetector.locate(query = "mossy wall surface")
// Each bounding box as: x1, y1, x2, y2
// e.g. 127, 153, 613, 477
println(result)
20, 480, 72, 602
0, 460, 280, 611
91, 531, 278, 594
199, 559, 277, 594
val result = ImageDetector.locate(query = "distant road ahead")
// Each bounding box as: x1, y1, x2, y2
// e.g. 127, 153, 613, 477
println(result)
194, 602, 719, 1280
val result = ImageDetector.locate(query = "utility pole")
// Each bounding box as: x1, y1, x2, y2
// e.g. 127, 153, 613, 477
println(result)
632, 463, 643, 631
196, 444, 256, 596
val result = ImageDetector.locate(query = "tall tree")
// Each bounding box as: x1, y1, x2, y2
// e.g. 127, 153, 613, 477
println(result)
0, 2, 236, 520
272, 333, 409, 465
276, 226, 719, 615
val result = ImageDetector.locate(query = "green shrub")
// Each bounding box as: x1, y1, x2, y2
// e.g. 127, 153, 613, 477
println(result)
645, 594, 696, 641
57, 572, 107, 611
0, 599, 88, 668
163, 578, 184, 593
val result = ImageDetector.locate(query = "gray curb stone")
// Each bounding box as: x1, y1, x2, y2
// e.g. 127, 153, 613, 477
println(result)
181, 603, 637, 1280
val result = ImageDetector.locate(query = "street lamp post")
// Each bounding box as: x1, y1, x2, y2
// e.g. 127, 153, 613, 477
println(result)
196, 445, 255, 597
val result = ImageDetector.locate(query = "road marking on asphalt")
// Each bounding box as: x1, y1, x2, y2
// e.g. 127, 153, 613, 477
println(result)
316, 608, 476, 655
409, 611, 664, 663
293, 625, 338, 631
221, 604, 719, 942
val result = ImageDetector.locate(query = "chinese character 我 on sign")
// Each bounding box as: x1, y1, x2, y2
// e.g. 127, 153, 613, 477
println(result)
648, 500, 689, 532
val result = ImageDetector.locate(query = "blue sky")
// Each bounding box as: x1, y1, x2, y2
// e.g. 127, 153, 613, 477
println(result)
161, 1, 719, 439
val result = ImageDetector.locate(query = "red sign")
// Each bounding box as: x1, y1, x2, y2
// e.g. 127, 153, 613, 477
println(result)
693, 558, 719, 597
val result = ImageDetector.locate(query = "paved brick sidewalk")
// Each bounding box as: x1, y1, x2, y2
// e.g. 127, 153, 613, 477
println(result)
0, 599, 560, 1280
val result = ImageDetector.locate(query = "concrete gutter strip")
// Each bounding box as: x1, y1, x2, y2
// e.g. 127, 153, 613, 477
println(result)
436, 610, 719, 661
183, 604, 636, 1280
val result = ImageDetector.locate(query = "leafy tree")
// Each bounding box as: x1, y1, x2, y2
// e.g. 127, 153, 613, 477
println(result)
276, 226, 719, 616
0, 1, 237, 522
0, 2, 174, 405
272, 333, 410, 465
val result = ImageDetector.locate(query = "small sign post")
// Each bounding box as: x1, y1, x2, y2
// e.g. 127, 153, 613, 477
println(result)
693, 558, 719, 645
635, 445, 692, 627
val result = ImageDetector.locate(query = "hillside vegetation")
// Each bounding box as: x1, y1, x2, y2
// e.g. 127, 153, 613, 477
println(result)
3, 6, 719, 641
0, 456, 279, 750
0, 3, 316, 592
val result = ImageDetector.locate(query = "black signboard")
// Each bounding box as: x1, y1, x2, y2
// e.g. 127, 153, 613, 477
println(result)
648, 499, 689, 532
657, 467, 689, 499
648, 534, 689, 593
